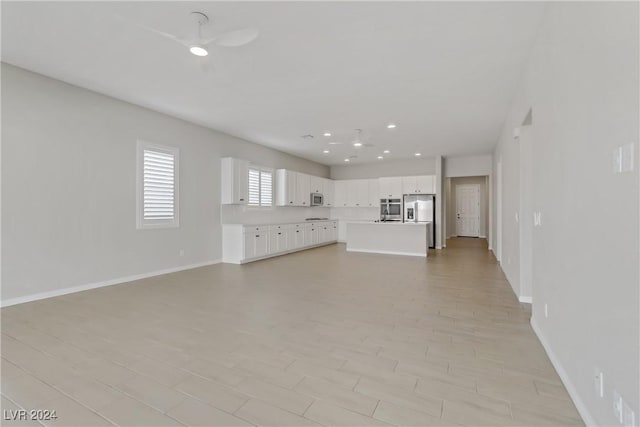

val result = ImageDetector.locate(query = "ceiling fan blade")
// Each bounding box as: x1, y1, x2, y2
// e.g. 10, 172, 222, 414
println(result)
115, 15, 190, 47
210, 28, 259, 47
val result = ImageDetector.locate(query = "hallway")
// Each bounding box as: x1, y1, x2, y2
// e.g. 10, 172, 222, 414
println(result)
2, 239, 582, 426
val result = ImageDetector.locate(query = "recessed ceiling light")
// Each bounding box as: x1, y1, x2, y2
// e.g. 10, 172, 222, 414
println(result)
323, 132, 331, 137
377, 156, 384, 160
328, 142, 342, 145
189, 45, 208, 56
415, 152, 422, 156
387, 123, 396, 129
383, 150, 390, 154
353, 142, 363, 147
344, 158, 350, 162
323, 150, 330, 154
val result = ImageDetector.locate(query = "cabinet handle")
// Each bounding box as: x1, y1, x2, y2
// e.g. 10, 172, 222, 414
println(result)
256, 235, 260, 237
278, 232, 282, 235
296, 230, 299, 233
240, 198, 245, 201
290, 201, 293, 204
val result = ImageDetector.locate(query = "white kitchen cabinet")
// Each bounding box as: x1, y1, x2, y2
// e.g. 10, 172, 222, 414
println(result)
275, 169, 297, 206
402, 176, 417, 194
310, 176, 323, 194
268, 227, 289, 254
223, 221, 337, 264
367, 179, 380, 208
293, 226, 305, 248
334, 180, 348, 207
347, 179, 369, 207
304, 223, 319, 246
322, 178, 334, 207
221, 157, 249, 204
330, 221, 338, 241
244, 229, 268, 259
295, 173, 311, 206
403, 175, 435, 194
416, 175, 435, 193
379, 177, 403, 199
319, 223, 332, 243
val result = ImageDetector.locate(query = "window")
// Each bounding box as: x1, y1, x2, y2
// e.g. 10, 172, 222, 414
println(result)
248, 166, 273, 207
137, 140, 179, 229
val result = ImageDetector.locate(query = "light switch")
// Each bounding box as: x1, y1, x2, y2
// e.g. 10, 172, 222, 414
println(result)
622, 142, 634, 172
613, 146, 623, 174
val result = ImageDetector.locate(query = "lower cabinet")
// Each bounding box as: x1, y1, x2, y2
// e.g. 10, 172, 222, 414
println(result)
269, 228, 289, 254
243, 228, 269, 259
223, 221, 338, 264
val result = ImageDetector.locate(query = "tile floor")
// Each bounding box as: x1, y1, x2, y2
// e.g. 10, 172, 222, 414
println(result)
1, 238, 583, 426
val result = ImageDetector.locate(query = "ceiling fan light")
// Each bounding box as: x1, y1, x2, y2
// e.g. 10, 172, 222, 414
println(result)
189, 45, 208, 56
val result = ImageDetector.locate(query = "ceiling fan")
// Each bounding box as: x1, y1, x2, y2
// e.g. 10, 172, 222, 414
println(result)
120, 11, 258, 59
351, 129, 375, 148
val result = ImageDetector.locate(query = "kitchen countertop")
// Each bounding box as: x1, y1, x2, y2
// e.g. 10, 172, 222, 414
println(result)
345, 220, 431, 226
223, 219, 338, 227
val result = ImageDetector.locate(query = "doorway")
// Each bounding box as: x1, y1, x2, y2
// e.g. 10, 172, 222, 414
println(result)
455, 184, 481, 237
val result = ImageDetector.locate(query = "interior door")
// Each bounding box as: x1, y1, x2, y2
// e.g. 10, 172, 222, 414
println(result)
456, 185, 480, 237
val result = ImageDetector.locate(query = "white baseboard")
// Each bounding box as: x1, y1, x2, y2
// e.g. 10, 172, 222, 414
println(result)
518, 296, 533, 304
1, 259, 222, 308
530, 317, 594, 426
479, 235, 487, 238
346, 248, 426, 257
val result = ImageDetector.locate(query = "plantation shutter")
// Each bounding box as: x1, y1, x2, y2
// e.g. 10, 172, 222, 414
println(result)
260, 170, 273, 206
143, 149, 175, 220
248, 168, 261, 206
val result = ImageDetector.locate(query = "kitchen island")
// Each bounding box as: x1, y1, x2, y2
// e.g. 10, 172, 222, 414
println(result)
346, 221, 430, 257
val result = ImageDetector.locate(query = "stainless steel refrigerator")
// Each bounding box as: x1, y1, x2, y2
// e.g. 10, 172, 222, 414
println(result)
403, 194, 435, 248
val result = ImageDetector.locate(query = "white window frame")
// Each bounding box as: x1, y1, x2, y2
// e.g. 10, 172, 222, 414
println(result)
136, 140, 180, 229
247, 165, 274, 208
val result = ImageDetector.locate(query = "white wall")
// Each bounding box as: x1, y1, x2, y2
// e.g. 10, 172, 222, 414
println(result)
330, 157, 436, 180
446, 176, 489, 239
444, 154, 492, 178
1, 64, 329, 304
492, 3, 639, 425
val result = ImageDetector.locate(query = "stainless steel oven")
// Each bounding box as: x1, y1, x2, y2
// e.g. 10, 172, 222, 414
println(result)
380, 199, 402, 221
310, 193, 324, 206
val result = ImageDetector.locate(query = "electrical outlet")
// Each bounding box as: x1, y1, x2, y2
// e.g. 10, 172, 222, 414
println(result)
593, 368, 604, 398
507, 256, 511, 265
614, 390, 624, 423
623, 400, 636, 427
179, 249, 185, 257
515, 212, 519, 223
544, 303, 548, 318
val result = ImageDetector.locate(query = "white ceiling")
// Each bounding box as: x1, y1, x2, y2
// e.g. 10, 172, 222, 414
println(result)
2, 2, 545, 166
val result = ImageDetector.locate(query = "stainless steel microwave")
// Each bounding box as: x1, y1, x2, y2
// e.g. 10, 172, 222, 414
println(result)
310, 193, 323, 206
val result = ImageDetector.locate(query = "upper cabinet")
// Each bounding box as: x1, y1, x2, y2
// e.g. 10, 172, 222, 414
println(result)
295, 172, 310, 206
323, 179, 334, 207
276, 169, 297, 206
379, 177, 403, 199
416, 175, 435, 193
334, 180, 348, 207
367, 179, 380, 208
272, 167, 436, 209
310, 176, 323, 194
402, 175, 435, 194
221, 157, 249, 204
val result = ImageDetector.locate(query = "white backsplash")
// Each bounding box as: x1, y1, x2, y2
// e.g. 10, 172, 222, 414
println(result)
221, 204, 331, 225
329, 207, 378, 221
